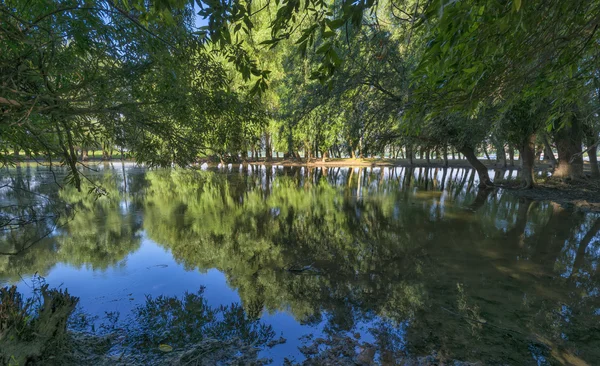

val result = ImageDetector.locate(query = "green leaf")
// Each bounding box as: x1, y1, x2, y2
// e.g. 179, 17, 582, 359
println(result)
326, 18, 346, 30
329, 49, 342, 66
513, 0, 521, 12
259, 39, 279, 45
316, 42, 331, 54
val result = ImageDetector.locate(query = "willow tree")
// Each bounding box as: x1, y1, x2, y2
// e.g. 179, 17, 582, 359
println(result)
0, 0, 255, 189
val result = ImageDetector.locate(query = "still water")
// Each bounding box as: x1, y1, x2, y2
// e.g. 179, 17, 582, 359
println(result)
0, 164, 598, 365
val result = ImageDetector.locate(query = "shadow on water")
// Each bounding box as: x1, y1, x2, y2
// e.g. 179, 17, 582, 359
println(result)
0, 165, 599, 365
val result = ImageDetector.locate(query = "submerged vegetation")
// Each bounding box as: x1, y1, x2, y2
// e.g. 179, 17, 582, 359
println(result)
1, 0, 599, 190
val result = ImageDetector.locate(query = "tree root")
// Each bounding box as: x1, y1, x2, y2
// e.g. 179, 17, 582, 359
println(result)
0, 285, 78, 365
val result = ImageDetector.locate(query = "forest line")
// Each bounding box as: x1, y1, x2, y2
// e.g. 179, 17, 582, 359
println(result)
1, 0, 600, 191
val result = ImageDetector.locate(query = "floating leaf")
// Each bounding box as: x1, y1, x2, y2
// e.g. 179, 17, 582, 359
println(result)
158, 344, 173, 352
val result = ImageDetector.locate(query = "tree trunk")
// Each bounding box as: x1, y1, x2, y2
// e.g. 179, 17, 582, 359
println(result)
518, 134, 537, 189
542, 135, 557, 167
553, 114, 584, 180
322, 150, 328, 163
443, 145, 449, 167
583, 127, 599, 178
495, 143, 507, 167
426, 150, 430, 164
508, 147, 515, 166
588, 143, 599, 179
483, 145, 491, 160
458, 146, 493, 188
265, 132, 272, 162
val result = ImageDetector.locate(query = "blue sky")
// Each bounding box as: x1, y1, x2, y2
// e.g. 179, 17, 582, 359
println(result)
193, 3, 209, 29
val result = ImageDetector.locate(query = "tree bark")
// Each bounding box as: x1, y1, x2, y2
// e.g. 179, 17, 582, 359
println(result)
458, 146, 493, 188
322, 150, 328, 163
508, 147, 515, 166
553, 114, 585, 180
518, 134, 537, 189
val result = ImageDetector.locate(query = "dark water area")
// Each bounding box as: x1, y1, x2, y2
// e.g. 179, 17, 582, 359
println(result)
0, 164, 599, 365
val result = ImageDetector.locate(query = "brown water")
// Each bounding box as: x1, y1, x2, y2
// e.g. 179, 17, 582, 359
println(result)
0, 164, 598, 365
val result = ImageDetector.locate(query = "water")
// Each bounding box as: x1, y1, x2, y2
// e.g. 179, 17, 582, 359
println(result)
0, 163, 599, 365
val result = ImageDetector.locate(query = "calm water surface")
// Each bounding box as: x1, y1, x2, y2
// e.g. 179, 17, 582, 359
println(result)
0, 164, 598, 365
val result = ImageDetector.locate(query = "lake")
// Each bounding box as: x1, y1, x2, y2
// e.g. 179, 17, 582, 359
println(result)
0, 163, 599, 365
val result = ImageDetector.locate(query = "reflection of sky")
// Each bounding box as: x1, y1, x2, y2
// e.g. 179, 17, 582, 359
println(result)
13, 232, 322, 363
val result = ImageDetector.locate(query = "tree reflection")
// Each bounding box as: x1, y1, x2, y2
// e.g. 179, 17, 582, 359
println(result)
56, 173, 141, 270
142, 167, 600, 364
0, 167, 141, 278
